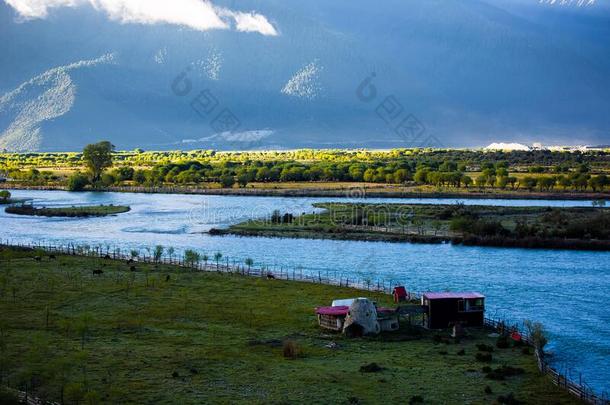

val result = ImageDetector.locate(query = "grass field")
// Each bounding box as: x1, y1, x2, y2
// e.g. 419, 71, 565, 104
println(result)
0, 247, 578, 404
4, 204, 130, 217
219, 203, 610, 250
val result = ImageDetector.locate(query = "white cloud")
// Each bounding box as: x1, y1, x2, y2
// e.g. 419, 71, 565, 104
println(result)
4, 0, 278, 36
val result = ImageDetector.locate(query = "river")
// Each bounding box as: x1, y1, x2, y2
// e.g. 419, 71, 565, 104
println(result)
3, 190, 610, 394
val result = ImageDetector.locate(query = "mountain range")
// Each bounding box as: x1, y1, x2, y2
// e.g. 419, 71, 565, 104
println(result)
1, 0, 609, 151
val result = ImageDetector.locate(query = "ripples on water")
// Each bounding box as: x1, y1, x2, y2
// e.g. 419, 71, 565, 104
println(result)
3, 190, 610, 393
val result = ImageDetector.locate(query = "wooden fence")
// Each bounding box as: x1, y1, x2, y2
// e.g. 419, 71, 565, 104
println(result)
483, 318, 610, 405
2, 241, 609, 404
1, 240, 403, 295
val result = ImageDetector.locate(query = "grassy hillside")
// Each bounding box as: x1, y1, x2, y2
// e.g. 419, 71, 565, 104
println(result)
0, 247, 578, 404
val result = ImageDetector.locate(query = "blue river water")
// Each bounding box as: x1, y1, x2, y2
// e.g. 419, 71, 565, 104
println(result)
2, 190, 610, 394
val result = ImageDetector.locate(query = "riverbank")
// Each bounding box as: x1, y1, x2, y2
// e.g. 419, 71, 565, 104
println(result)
4, 204, 130, 217
0, 246, 578, 404
215, 203, 610, 251
5, 183, 610, 201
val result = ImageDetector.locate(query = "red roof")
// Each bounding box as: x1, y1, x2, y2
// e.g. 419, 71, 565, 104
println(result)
316, 306, 397, 316
316, 306, 349, 316
423, 292, 484, 300
393, 286, 408, 297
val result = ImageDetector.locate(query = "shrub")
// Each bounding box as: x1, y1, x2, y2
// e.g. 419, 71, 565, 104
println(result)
524, 320, 548, 351
282, 340, 301, 359
476, 343, 494, 352
486, 366, 525, 380
476, 352, 493, 362
496, 336, 510, 349
359, 362, 383, 373
497, 392, 524, 405
0, 190, 10, 202
67, 172, 89, 191
409, 395, 424, 404
220, 174, 235, 188
484, 385, 493, 394
0, 387, 19, 404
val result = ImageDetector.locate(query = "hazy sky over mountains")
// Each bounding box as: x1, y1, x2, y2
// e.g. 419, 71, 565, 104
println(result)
1, 0, 609, 151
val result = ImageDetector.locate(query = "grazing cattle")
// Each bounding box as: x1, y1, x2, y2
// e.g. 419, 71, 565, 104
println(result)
165, 274, 170, 282
127, 259, 134, 264
34, 256, 41, 262
266, 274, 276, 280
130, 265, 137, 272
48, 254, 56, 260
92, 269, 104, 276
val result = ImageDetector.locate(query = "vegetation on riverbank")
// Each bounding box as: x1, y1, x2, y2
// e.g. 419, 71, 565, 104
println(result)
218, 203, 610, 251
1, 147, 609, 197
0, 246, 577, 404
4, 204, 130, 217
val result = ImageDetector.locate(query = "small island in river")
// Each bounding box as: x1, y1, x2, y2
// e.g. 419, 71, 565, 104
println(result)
5, 204, 130, 217
213, 203, 610, 251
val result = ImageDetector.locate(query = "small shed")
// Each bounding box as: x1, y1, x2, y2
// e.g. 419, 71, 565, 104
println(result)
316, 306, 349, 331
392, 286, 408, 303
315, 305, 399, 333
421, 292, 485, 329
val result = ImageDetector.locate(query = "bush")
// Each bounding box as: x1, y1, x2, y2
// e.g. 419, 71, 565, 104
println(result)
476, 352, 493, 362
409, 395, 424, 404
360, 363, 383, 373
0, 387, 19, 404
282, 340, 301, 359
0, 190, 11, 202
497, 392, 524, 405
485, 365, 525, 380
476, 343, 494, 352
220, 174, 235, 188
496, 336, 510, 349
524, 320, 548, 351
67, 172, 90, 191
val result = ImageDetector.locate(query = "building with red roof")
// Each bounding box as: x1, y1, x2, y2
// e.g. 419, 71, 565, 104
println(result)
421, 292, 485, 329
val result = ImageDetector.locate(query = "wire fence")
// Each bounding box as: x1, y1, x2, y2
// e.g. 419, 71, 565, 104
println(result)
1, 240, 406, 295
2, 240, 609, 404
483, 318, 610, 405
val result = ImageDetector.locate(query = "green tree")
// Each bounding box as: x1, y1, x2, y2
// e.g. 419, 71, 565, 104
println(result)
183, 250, 200, 268
522, 176, 537, 191
83, 141, 115, 184
220, 175, 235, 188
0, 190, 10, 202
244, 257, 254, 272
67, 172, 90, 191
153, 245, 164, 263
133, 170, 147, 185
237, 173, 249, 188
214, 252, 223, 270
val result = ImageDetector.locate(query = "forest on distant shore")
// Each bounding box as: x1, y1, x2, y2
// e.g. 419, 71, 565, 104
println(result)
1, 148, 609, 193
